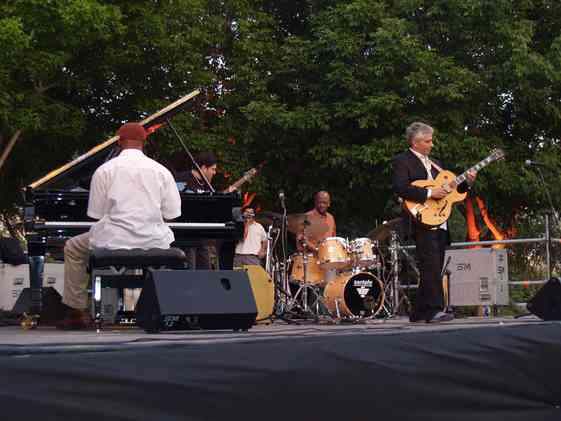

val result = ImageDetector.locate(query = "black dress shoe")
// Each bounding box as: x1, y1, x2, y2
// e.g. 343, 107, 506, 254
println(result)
409, 315, 426, 323
56, 309, 93, 330
426, 311, 454, 323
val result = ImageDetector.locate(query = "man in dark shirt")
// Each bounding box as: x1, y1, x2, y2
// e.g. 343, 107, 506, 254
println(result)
175, 151, 218, 269
176, 151, 217, 193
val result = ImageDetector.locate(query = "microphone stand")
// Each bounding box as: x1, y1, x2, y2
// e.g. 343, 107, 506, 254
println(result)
534, 166, 560, 227
531, 165, 560, 280
274, 191, 295, 320
441, 256, 452, 313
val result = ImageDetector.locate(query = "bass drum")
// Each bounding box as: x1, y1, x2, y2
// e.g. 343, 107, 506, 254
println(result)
323, 272, 384, 318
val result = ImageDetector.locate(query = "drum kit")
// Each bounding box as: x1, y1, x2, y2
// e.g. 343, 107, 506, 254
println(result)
288, 236, 385, 319
259, 211, 388, 322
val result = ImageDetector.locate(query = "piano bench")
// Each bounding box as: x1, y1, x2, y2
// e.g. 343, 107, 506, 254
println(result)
89, 248, 187, 332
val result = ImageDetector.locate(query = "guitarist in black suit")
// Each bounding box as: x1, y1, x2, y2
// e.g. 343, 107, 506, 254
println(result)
392, 122, 477, 323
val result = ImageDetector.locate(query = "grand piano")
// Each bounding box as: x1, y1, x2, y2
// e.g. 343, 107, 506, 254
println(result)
23, 90, 243, 314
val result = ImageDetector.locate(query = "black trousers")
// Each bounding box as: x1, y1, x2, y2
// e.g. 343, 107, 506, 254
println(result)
412, 228, 448, 320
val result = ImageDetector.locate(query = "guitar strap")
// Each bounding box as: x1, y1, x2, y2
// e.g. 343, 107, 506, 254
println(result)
428, 158, 444, 173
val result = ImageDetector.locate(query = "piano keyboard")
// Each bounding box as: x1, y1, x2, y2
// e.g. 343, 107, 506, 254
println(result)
38, 221, 229, 230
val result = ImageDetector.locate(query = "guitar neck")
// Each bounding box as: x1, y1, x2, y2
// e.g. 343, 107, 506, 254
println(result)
455, 155, 496, 185
224, 163, 263, 192
228, 175, 250, 191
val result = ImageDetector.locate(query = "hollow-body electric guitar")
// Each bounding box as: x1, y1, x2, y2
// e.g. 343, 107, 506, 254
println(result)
404, 149, 505, 227
223, 161, 265, 193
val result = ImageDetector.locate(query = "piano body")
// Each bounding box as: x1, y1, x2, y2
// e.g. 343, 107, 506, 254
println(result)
23, 90, 243, 314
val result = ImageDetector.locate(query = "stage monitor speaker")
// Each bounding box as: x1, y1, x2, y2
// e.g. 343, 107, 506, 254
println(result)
136, 269, 257, 332
241, 265, 274, 322
527, 277, 561, 321
12, 287, 66, 323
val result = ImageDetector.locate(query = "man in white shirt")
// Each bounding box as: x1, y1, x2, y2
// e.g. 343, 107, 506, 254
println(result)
59, 122, 181, 329
233, 208, 267, 267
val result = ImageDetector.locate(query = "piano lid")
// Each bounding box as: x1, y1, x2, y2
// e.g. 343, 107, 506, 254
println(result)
27, 89, 200, 191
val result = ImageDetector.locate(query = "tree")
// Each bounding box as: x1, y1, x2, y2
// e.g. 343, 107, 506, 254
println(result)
222, 0, 561, 238
2, 0, 561, 245
0, 0, 123, 212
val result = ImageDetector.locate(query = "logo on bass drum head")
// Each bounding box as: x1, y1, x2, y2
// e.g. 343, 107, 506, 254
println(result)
353, 277, 373, 298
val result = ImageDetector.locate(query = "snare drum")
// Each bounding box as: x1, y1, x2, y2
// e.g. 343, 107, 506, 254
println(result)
317, 237, 351, 270
290, 253, 324, 286
349, 238, 378, 268
323, 271, 384, 318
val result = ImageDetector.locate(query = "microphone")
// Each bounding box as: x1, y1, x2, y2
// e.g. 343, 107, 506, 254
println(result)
525, 159, 548, 167
278, 190, 285, 209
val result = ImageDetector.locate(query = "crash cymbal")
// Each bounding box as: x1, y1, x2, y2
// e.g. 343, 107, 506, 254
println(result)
286, 213, 308, 234
367, 218, 403, 242
287, 213, 330, 237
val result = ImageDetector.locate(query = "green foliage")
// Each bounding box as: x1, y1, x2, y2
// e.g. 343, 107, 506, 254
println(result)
1, 0, 561, 249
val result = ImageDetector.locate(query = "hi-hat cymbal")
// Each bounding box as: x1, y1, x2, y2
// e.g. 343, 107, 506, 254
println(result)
367, 218, 403, 242
287, 213, 329, 237
255, 211, 282, 228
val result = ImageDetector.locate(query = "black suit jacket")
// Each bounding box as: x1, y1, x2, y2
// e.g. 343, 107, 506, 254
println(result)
392, 150, 442, 204
392, 149, 469, 240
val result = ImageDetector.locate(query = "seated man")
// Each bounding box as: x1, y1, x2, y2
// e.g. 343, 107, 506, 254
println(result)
175, 151, 217, 193
233, 208, 267, 267
59, 122, 181, 329
175, 151, 218, 269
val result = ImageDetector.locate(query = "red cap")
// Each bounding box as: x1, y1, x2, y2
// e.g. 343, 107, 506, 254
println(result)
117, 122, 147, 142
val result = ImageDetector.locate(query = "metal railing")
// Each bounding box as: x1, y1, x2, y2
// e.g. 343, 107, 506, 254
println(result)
393, 213, 560, 285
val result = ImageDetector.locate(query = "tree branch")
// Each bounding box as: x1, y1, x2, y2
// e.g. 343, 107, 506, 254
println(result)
35, 80, 56, 94
0, 130, 22, 173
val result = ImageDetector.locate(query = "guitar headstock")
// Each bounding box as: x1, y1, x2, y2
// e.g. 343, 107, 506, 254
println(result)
243, 161, 266, 178
489, 148, 505, 162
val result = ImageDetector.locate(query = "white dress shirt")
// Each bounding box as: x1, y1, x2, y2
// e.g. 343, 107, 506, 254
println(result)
409, 148, 447, 230
88, 149, 181, 249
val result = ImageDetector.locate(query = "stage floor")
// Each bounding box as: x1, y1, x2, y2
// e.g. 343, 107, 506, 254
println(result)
0, 315, 560, 420
0, 315, 548, 354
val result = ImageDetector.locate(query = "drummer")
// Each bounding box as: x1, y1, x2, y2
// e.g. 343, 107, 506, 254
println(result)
296, 191, 336, 253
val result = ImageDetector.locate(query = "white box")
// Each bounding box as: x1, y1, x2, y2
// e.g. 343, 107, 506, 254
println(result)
445, 249, 509, 306
1, 263, 139, 320
0, 263, 65, 311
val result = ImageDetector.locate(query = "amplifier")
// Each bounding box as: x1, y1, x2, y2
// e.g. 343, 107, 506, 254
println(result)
0, 263, 64, 311
0, 263, 119, 322
445, 249, 509, 306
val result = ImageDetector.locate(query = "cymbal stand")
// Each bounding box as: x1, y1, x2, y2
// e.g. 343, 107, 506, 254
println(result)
287, 222, 313, 314
385, 230, 413, 317
283, 222, 326, 320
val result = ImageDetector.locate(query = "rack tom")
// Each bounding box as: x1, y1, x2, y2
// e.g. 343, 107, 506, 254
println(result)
349, 238, 378, 269
317, 237, 350, 270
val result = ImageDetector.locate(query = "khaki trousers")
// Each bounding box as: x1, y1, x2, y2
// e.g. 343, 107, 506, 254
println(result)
63, 232, 91, 310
